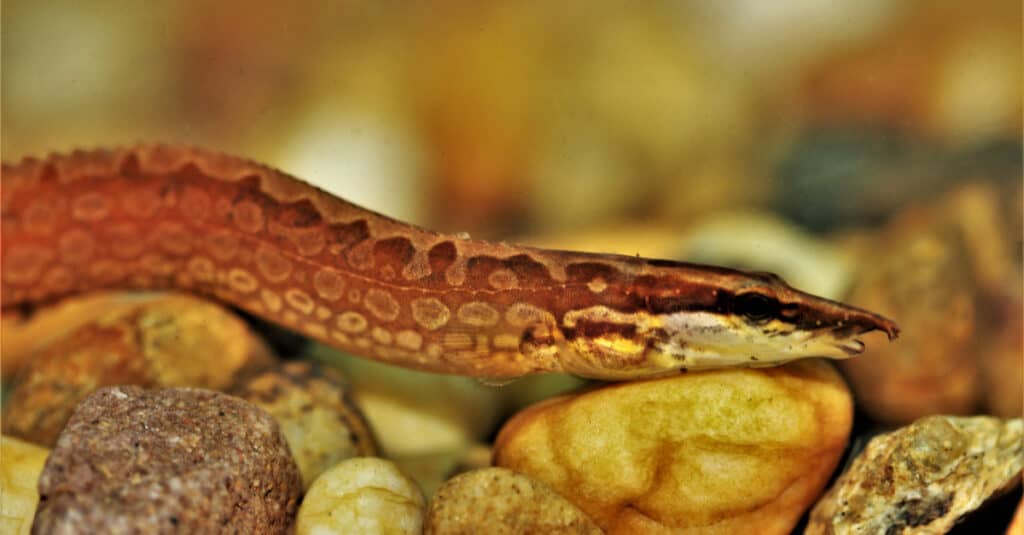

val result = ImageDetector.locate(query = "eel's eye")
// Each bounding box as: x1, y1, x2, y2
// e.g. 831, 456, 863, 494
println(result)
734, 293, 779, 322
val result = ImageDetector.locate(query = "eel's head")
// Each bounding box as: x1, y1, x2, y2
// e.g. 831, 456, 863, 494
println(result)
559, 263, 898, 380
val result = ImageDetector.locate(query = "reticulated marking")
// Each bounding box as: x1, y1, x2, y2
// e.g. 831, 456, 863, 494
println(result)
214, 196, 232, 217
270, 219, 326, 257
226, 268, 259, 294
71, 192, 112, 222
260, 289, 283, 312
282, 310, 300, 325
426, 343, 443, 359
153, 222, 192, 256
106, 223, 145, 259
355, 337, 372, 349
505, 302, 554, 327
330, 330, 352, 345
327, 219, 370, 254
588, 277, 608, 293
562, 305, 651, 329
373, 237, 416, 276
442, 332, 474, 350
256, 244, 293, 283
130, 273, 155, 288
401, 250, 432, 280
187, 256, 216, 282
364, 289, 400, 321
347, 289, 361, 303
284, 288, 315, 315
289, 228, 326, 256
315, 306, 332, 320
457, 302, 501, 327
90, 260, 126, 284
23, 199, 57, 234
395, 330, 424, 351
346, 240, 375, 270
58, 229, 95, 263
180, 187, 211, 220
488, 269, 520, 290
141, 253, 177, 277
454, 350, 480, 363
312, 269, 345, 301
542, 256, 567, 283
121, 188, 162, 218
205, 228, 240, 261
175, 272, 195, 288
337, 311, 368, 333
232, 200, 265, 233
411, 298, 451, 331
493, 334, 521, 350
3, 246, 52, 285
41, 265, 75, 294
445, 257, 468, 286
302, 322, 328, 339
428, 241, 457, 273
371, 327, 393, 345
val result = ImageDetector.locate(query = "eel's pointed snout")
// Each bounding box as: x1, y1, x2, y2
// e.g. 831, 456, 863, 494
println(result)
848, 309, 900, 341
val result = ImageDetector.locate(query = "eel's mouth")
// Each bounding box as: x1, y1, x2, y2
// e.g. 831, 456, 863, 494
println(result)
835, 337, 866, 356
827, 317, 897, 356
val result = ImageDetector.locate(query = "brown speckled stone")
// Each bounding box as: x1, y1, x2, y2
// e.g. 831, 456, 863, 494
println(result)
32, 386, 301, 534
807, 415, 1024, 535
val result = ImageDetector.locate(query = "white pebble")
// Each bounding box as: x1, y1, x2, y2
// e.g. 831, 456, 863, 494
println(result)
297, 457, 424, 535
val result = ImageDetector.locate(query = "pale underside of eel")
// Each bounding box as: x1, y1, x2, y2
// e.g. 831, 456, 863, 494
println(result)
0, 145, 898, 380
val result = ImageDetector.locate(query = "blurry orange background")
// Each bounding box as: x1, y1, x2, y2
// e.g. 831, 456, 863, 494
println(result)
4, 0, 1019, 239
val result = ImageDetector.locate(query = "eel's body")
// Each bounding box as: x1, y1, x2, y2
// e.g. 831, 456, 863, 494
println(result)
1, 145, 897, 379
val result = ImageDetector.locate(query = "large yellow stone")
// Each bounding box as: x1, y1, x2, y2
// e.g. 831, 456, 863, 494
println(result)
0, 435, 51, 535
494, 359, 852, 534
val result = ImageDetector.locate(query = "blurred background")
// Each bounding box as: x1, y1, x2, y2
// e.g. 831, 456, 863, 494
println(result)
2, 0, 1021, 429
3, 0, 1018, 233
3, 3, 1022, 528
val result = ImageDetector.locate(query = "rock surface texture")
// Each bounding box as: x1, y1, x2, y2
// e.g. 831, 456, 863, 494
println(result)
232, 361, 378, 489
425, 467, 602, 534
807, 415, 1024, 535
32, 386, 301, 534
494, 359, 853, 534
296, 457, 425, 535
3, 293, 273, 446
0, 436, 50, 535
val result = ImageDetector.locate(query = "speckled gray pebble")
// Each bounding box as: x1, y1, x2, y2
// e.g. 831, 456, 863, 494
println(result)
32, 386, 302, 534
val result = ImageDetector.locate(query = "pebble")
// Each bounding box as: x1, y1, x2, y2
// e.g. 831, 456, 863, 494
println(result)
807, 415, 1024, 535
494, 359, 853, 534
296, 457, 424, 535
33, 386, 301, 534
3, 293, 274, 446
841, 215, 980, 424
231, 361, 378, 489
425, 467, 602, 534
0, 436, 50, 535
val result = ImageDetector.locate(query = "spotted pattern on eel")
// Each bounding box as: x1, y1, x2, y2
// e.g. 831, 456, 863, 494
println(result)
1, 145, 899, 379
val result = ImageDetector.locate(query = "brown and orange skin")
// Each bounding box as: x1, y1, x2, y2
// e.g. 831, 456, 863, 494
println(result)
1, 145, 898, 379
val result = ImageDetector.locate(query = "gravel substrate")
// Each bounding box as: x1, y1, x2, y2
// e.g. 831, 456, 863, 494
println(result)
33, 386, 301, 534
